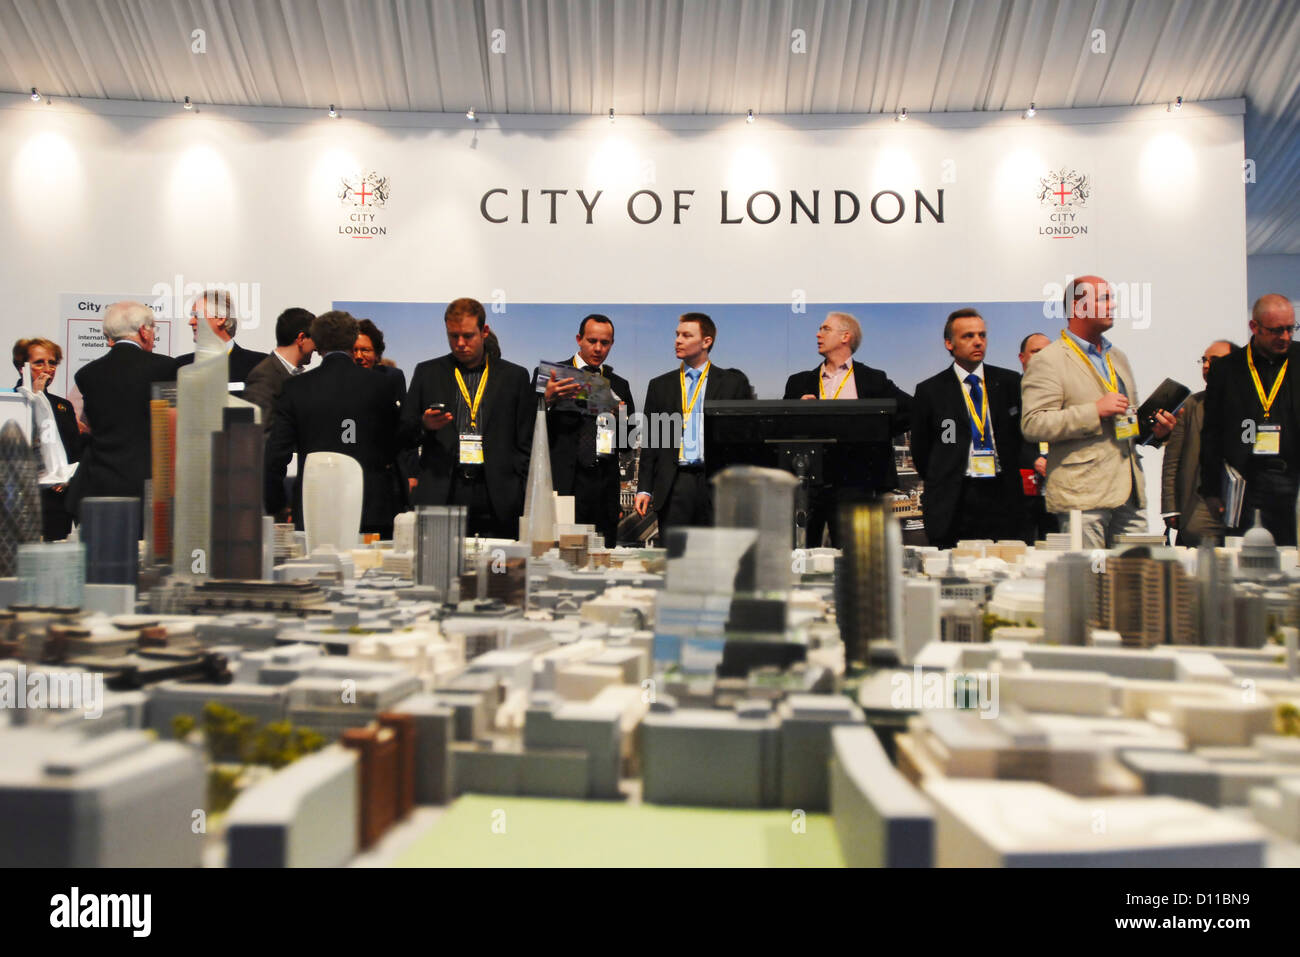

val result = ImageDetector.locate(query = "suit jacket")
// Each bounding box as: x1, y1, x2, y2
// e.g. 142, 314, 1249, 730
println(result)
264, 353, 402, 530
782, 360, 913, 490
44, 390, 82, 465
638, 363, 753, 508
68, 342, 178, 510
401, 354, 534, 523
242, 353, 294, 432
1162, 391, 1223, 541
176, 341, 268, 385
545, 358, 636, 494
911, 364, 1025, 541
1021, 336, 1146, 512
1199, 342, 1300, 500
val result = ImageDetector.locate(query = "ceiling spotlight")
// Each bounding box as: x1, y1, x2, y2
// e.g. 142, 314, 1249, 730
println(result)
183, 96, 194, 110
30, 87, 41, 102
608, 107, 615, 123
328, 104, 339, 118
1167, 95, 1183, 112
1023, 102, 1036, 119
746, 109, 754, 124
466, 107, 476, 120
895, 107, 908, 122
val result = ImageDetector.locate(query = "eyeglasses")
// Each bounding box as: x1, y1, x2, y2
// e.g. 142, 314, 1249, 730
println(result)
1259, 324, 1297, 335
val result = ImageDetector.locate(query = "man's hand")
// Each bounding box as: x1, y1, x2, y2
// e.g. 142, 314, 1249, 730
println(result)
1096, 392, 1129, 419
800, 394, 816, 400
1164, 515, 1179, 530
1151, 409, 1176, 439
408, 477, 418, 492
274, 507, 292, 523
544, 369, 580, 405
1204, 496, 1225, 518
1034, 456, 1047, 478
422, 407, 455, 430
634, 492, 652, 516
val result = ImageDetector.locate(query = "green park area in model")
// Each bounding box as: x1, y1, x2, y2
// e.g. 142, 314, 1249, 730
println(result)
393, 794, 845, 867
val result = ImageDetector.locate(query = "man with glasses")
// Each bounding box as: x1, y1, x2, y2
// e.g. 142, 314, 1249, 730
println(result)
1201, 294, 1300, 544
1161, 340, 1233, 545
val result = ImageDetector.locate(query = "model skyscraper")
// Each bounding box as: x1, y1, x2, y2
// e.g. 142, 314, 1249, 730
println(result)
713, 465, 798, 596
520, 398, 556, 555
0, 420, 42, 577
414, 505, 467, 603
210, 407, 265, 579
835, 500, 903, 666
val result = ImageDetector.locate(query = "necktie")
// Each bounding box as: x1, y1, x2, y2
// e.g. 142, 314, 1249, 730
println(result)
966, 374, 993, 451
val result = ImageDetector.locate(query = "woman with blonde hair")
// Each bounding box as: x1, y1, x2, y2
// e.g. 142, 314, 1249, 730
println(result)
13, 337, 82, 539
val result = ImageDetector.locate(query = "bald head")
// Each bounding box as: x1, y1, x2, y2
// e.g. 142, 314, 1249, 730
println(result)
1200, 339, 1233, 384
1018, 333, 1050, 371
1249, 294, 1295, 358
1063, 275, 1113, 344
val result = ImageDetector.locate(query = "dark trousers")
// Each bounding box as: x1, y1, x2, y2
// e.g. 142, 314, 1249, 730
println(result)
1024, 494, 1057, 543
449, 468, 509, 539
804, 486, 840, 548
929, 477, 1023, 549
657, 467, 713, 540
1233, 468, 1299, 546
572, 460, 620, 547
41, 487, 74, 541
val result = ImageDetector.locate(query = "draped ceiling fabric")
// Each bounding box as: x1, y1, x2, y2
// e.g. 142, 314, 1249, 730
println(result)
0, 0, 1297, 252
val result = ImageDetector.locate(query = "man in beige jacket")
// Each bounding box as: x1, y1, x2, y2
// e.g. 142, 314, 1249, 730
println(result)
1021, 275, 1177, 548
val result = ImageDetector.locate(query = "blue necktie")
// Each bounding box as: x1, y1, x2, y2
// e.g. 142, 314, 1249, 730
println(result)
966, 374, 993, 451
683, 368, 703, 463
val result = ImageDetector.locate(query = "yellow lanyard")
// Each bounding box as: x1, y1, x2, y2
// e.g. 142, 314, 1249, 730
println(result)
961, 373, 990, 443
1246, 345, 1287, 420
819, 364, 850, 399
679, 361, 710, 460
1060, 331, 1119, 393
453, 358, 489, 430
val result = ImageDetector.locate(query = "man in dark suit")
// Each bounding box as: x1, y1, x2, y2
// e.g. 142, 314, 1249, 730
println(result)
783, 311, 913, 546
401, 298, 534, 539
910, 308, 1026, 548
264, 311, 402, 539
1161, 339, 1232, 546
175, 289, 268, 386
634, 312, 753, 537
67, 301, 178, 519
540, 314, 636, 547
243, 307, 316, 433
1201, 294, 1299, 544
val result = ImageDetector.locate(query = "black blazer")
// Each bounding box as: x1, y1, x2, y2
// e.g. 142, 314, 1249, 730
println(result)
68, 343, 178, 510
911, 364, 1025, 541
783, 360, 913, 491
401, 354, 535, 523
242, 353, 293, 432
1200, 341, 1300, 498
545, 358, 636, 494
264, 353, 402, 530
638, 363, 753, 507
176, 341, 268, 385
43, 390, 82, 465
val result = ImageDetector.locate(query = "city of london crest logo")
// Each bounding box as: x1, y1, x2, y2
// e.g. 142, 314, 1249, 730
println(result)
1037, 168, 1089, 209
1036, 168, 1090, 238
339, 171, 390, 209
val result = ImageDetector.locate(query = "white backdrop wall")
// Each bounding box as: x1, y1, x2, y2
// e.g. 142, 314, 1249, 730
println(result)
0, 93, 1248, 522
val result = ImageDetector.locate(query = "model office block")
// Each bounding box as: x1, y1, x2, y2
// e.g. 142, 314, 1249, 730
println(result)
829, 726, 935, 867
641, 706, 782, 808
225, 745, 360, 867
0, 728, 205, 867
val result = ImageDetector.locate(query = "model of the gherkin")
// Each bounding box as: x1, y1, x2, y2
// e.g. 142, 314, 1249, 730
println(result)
0, 420, 43, 576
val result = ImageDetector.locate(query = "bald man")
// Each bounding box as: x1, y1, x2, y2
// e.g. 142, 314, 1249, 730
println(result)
1200, 294, 1300, 544
1159, 339, 1233, 546
1021, 275, 1176, 548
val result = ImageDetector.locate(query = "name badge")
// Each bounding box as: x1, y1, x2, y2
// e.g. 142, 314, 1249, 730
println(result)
1038, 442, 1049, 455
1114, 410, 1140, 441
1254, 423, 1281, 455
970, 449, 996, 478
596, 422, 615, 457
459, 433, 485, 465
